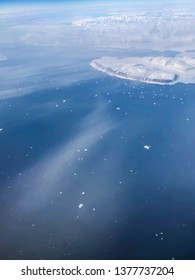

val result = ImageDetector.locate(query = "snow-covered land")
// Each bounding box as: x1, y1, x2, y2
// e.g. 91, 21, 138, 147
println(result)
73, 11, 195, 51
90, 54, 195, 85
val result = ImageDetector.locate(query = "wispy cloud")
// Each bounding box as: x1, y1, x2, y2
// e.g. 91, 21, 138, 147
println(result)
14, 103, 116, 213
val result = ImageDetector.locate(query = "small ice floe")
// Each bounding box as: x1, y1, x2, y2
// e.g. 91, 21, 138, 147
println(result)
59, 191, 63, 195
93, 208, 96, 211
78, 204, 83, 209
155, 232, 164, 240
0, 128, 3, 132
77, 157, 83, 161
84, 148, 88, 152
144, 145, 152, 150
82, 192, 85, 195
116, 107, 120, 110
62, 100, 66, 103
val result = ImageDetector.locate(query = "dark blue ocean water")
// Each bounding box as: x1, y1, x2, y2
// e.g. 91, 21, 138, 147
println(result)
0, 77, 195, 259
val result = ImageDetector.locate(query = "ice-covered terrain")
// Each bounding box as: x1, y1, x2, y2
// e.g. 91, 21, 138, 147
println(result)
90, 53, 195, 85
73, 11, 195, 51
12, 10, 194, 51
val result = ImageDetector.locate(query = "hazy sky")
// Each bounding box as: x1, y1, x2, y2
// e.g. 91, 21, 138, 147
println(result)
1, 0, 193, 11
1, 0, 194, 3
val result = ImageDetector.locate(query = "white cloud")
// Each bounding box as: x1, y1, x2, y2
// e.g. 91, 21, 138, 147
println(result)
0, 54, 7, 61
0, 54, 97, 99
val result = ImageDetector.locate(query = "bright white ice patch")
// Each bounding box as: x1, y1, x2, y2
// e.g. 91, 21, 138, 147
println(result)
78, 204, 84, 209
144, 145, 152, 150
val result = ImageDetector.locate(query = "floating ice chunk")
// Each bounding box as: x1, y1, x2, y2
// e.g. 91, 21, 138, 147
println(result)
78, 204, 83, 208
144, 145, 152, 150
0, 128, 3, 132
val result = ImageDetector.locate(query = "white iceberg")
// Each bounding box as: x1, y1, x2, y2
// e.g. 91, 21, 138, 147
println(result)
78, 204, 84, 209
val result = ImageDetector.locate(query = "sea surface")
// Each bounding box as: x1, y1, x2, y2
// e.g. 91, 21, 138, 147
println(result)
0, 76, 195, 259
